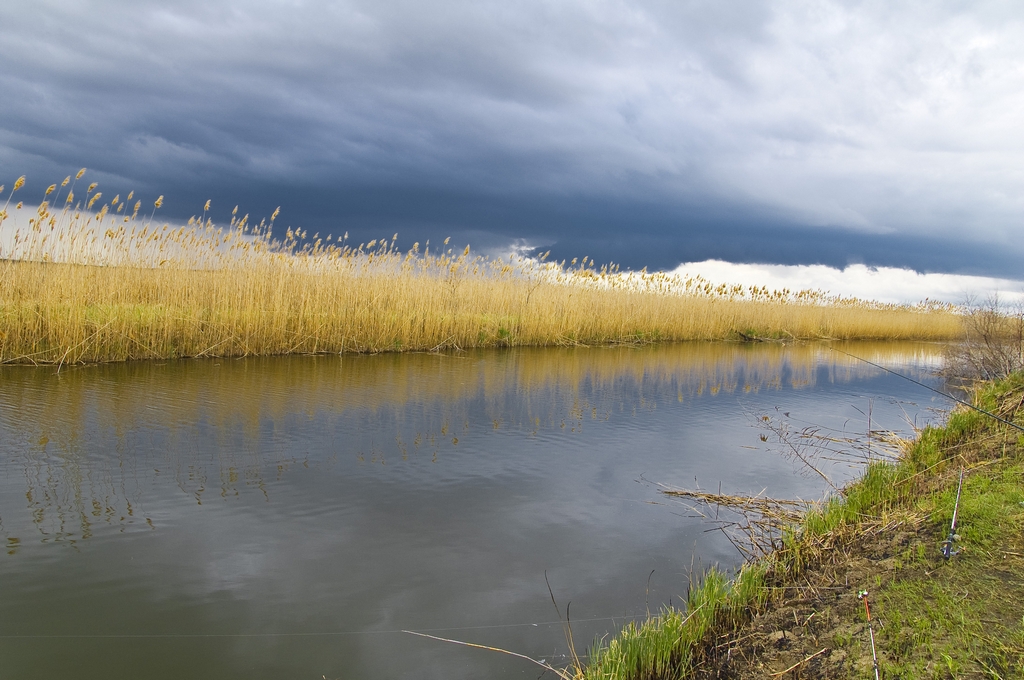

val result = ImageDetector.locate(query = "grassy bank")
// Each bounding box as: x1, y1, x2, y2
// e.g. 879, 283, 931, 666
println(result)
0, 174, 961, 364
581, 372, 1024, 679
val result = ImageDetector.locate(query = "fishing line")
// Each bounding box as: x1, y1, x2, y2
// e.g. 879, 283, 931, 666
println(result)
829, 347, 1024, 434
0, 614, 642, 640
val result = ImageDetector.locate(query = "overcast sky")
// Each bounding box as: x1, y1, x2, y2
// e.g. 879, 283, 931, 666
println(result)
2, 0, 1023, 279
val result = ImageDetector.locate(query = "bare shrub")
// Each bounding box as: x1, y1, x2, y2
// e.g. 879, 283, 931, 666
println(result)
944, 296, 1024, 382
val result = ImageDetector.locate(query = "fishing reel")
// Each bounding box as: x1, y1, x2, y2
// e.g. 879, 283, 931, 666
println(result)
940, 533, 961, 559
940, 468, 965, 560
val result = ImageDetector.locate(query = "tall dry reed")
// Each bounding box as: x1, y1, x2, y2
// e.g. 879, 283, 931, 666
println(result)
0, 172, 962, 364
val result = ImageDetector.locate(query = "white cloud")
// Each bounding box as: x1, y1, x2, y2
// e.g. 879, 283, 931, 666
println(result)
672, 259, 1024, 305
2, 1, 1024, 274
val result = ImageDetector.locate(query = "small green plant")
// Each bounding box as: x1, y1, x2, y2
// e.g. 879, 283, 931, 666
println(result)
833, 630, 854, 647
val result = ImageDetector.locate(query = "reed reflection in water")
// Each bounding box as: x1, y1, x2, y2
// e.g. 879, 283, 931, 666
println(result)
0, 342, 946, 680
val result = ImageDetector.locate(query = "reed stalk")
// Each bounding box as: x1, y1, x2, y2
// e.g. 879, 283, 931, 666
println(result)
0, 174, 962, 364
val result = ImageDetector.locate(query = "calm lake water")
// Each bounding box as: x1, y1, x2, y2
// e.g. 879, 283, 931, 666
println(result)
0, 342, 948, 679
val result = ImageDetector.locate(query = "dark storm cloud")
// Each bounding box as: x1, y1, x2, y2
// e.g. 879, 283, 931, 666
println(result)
1, 0, 1023, 277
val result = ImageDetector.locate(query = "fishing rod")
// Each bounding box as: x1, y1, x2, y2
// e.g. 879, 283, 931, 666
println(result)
858, 590, 881, 680
829, 347, 1024, 435
940, 467, 965, 559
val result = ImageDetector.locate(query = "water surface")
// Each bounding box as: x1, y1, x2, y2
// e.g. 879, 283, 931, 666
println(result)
0, 342, 948, 679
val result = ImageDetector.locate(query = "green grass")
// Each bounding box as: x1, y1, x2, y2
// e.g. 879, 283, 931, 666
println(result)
584, 564, 769, 680
876, 461, 1024, 678
580, 372, 1024, 680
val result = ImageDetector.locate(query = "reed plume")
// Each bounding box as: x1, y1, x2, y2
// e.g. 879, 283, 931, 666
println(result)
0, 173, 963, 364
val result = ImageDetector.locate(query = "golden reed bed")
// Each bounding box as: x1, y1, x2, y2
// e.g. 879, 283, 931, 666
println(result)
0, 172, 961, 364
